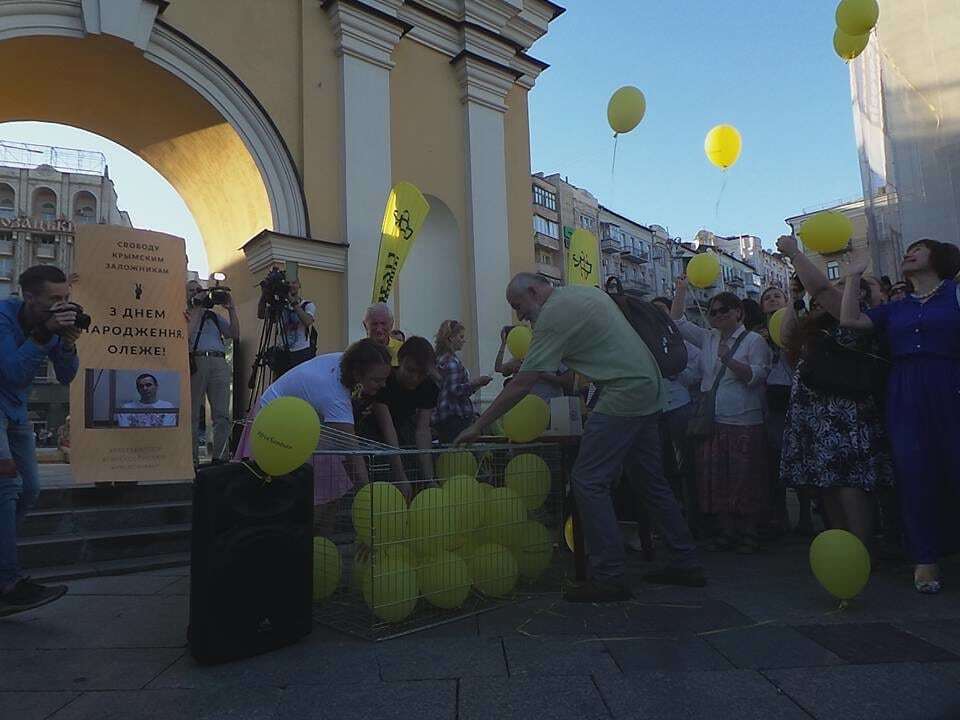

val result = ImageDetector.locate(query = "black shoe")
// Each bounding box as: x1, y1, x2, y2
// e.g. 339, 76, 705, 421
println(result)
0, 578, 68, 618
643, 566, 707, 588
563, 579, 633, 603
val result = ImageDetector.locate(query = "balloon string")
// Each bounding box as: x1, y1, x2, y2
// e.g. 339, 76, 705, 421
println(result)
611, 134, 619, 183
714, 171, 729, 219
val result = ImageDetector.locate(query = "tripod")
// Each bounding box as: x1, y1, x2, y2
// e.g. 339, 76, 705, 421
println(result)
246, 299, 292, 412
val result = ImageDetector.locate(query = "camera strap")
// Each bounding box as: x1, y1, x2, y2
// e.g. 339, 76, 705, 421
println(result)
191, 311, 212, 354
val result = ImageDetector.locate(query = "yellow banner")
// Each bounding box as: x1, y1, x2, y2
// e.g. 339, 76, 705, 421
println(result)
567, 229, 600, 287
372, 181, 430, 304
68, 226, 194, 483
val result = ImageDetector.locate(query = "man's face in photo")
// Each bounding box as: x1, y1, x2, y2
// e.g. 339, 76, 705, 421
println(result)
136, 375, 158, 404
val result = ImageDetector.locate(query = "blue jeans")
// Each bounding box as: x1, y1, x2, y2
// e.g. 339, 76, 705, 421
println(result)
573, 411, 698, 583
0, 416, 39, 588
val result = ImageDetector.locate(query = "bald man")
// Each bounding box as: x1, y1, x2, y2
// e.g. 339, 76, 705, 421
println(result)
456, 273, 702, 602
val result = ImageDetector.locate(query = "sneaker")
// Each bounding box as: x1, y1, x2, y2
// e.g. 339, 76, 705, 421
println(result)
0, 578, 68, 618
563, 579, 633, 603
643, 566, 707, 588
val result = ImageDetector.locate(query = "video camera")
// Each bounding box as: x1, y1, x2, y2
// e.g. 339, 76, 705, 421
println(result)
259, 266, 292, 307
190, 273, 232, 309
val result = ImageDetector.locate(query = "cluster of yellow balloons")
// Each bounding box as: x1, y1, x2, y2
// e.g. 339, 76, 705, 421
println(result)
342, 452, 556, 623
250, 397, 322, 476
833, 0, 879, 62
809, 529, 871, 601
799, 211, 854, 254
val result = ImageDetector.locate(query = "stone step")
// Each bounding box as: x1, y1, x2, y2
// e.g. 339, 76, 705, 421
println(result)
34, 481, 194, 510
17, 523, 191, 569
29, 552, 190, 583
21, 501, 193, 538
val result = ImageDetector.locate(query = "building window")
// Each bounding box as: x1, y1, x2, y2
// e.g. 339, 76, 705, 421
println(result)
536, 249, 554, 266
0, 183, 15, 219
653, 247, 665, 264
579, 214, 596, 231
532, 185, 557, 211
0, 231, 12, 243
826, 261, 840, 280
533, 214, 559, 239
0, 257, 14, 279
32, 187, 58, 221
34, 234, 56, 244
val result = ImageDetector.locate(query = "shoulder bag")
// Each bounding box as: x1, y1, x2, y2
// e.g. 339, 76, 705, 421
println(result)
687, 331, 749, 440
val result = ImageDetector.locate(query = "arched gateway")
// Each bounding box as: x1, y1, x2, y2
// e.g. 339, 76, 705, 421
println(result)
0, 0, 560, 398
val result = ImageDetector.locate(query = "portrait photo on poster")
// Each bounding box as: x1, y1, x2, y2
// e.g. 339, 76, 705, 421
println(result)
84, 368, 181, 429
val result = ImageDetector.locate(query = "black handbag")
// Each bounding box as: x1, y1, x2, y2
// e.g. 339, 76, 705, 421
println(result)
798, 330, 888, 400
687, 331, 749, 440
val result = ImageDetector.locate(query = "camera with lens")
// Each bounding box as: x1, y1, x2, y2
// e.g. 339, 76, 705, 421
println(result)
68, 302, 91, 331
259, 266, 292, 307
190, 273, 231, 308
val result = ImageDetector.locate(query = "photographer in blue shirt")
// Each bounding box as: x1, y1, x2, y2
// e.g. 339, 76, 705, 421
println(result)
0, 265, 80, 616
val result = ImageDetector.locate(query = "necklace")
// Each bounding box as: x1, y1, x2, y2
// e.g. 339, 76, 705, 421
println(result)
914, 280, 944, 302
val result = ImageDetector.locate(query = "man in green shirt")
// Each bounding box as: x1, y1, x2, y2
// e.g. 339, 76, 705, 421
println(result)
456, 273, 702, 602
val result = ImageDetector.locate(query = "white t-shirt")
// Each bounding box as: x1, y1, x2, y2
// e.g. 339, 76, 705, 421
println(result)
260, 352, 353, 424
115, 400, 177, 428
283, 302, 316, 352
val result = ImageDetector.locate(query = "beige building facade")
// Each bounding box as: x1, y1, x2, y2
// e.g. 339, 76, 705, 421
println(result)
0, 0, 563, 406
786, 198, 871, 283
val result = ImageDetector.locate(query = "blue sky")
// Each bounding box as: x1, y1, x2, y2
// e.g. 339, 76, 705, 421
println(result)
528, 0, 864, 248
1, 1, 862, 275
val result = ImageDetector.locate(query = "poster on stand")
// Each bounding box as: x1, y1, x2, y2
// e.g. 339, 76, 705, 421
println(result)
68, 225, 193, 483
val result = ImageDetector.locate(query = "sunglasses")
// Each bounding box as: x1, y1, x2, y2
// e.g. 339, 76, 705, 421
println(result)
709, 306, 732, 317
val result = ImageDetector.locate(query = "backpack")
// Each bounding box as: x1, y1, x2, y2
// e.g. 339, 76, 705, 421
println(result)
301, 301, 318, 355
609, 292, 688, 379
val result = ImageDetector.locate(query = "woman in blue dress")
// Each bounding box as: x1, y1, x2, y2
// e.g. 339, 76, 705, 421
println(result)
840, 239, 960, 594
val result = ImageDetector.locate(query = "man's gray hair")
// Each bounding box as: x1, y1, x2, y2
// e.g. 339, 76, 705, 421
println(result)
363, 302, 394, 324
507, 272, 551, 295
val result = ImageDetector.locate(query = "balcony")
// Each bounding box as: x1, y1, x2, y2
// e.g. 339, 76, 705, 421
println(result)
727, 275, 744, 288
600, 236, 621, 253
534, 232, 561, 252
0, 239, 12, 256
622, 278, 650, 293
36, 244, 56, 260
536, 261, 562, 280
620, 244, 649, 263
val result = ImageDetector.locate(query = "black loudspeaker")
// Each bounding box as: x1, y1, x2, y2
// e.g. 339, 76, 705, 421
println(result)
188, 462, 313, 664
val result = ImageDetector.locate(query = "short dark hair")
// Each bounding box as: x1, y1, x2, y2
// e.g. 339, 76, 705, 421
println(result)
19, 265, 67, 294
339, 338, 391, 387
907, 239, 960, 280
136, 373, 158, 386
397, 336, 436, 372
709, 292, 744, 319
741, 298, 763, 331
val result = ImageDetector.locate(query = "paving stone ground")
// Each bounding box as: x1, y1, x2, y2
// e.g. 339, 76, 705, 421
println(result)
3, 542, 960, 719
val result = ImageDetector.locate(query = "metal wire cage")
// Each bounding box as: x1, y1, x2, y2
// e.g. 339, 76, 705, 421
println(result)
309, 429, 567, 641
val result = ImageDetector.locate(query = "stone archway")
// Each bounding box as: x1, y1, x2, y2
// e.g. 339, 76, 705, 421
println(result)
0, 0, 307, 291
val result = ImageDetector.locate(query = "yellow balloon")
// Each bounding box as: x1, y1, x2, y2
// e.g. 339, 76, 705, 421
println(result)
563, 515, 576, 552
809, 529, 871, 600
510, 520, 553, 580
388, 337, 402, 366
312, 537, 342, 601
408, 487, 465, 553
504, 454, 551, 511
686, 253, 721, 289
607, 86, 647, 135
352, 482, 408, 546
833, 27, 870, 62
436, 451, 478, 480
251, 396, 321, 476
362, 555, 419, 623
503, 395, 549, 443
799, 211, 854, 254
468, 543, 518, 597
479, 486, 527, 546
704, 124, 742, 170
443, 475, 485, 531
768, 307, 788, 348
416, 550, 472, 609
506, 326, 532, 360
836, 0, 879, 36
